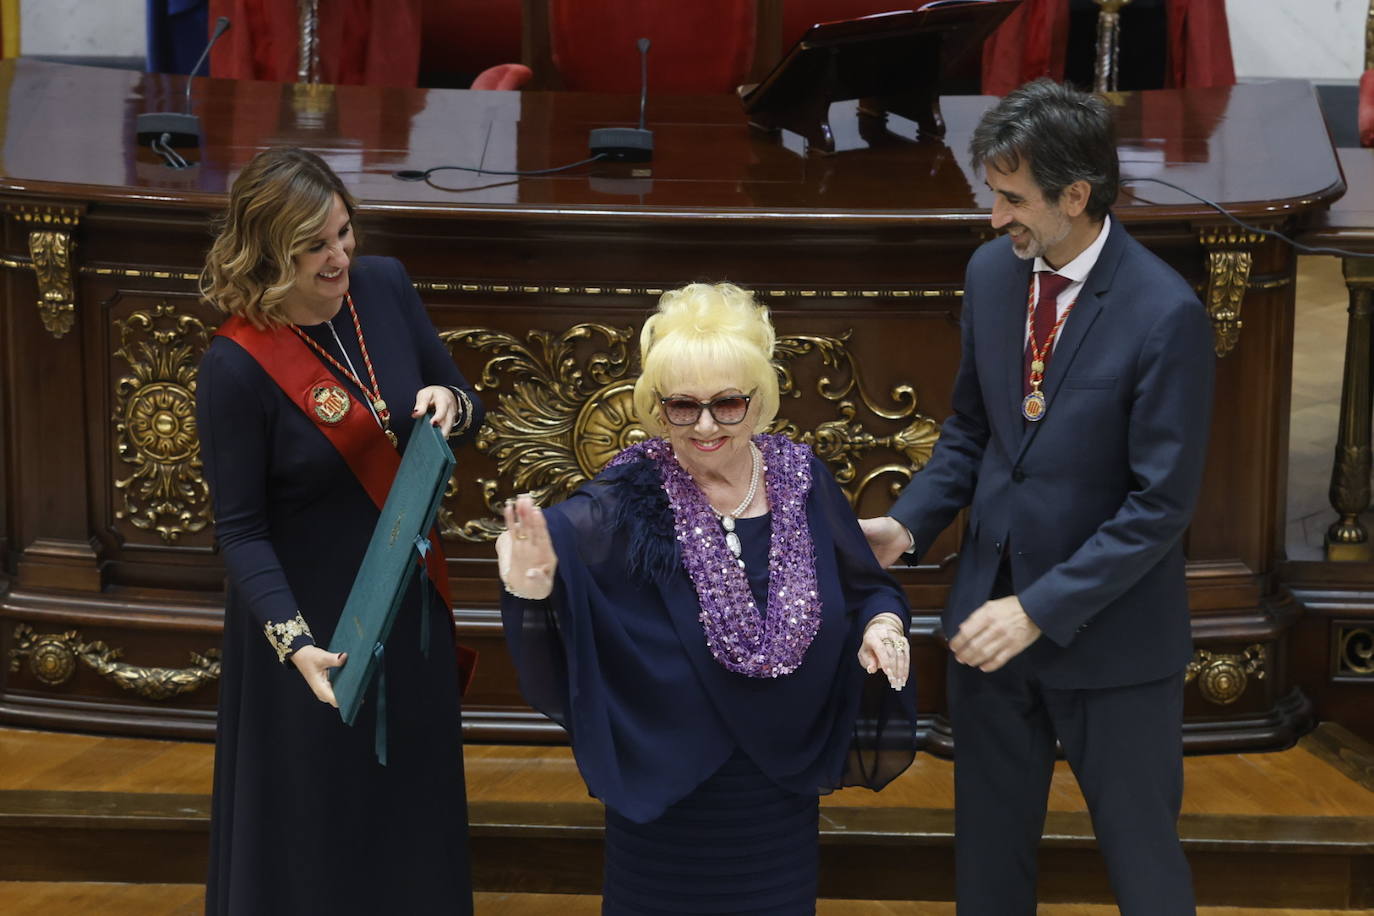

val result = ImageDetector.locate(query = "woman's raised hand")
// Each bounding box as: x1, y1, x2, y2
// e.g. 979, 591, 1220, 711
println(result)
496, 494, 557, 600
857, 612, 909, 691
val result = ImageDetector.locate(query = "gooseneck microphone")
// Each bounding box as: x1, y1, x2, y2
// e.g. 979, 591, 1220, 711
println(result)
137, 16, 232, 152
589, 37, 655, 162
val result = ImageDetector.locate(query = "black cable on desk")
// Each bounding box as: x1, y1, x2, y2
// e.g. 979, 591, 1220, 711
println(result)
1121, 176, 1374, 260
393, 154, 609, 182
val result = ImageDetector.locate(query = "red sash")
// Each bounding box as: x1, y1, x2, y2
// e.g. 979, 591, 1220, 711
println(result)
215, 315, 477, 691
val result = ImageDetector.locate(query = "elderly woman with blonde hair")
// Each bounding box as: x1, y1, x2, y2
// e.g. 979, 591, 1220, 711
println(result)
197, 147, 482, 915
499, 282, 917, 914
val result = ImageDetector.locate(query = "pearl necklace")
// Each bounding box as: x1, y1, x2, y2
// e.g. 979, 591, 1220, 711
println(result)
713, 442, 761, 568
606, 434, 821, 678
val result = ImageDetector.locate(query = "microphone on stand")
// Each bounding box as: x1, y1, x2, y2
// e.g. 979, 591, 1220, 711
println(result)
589, 37, 654, 162
137, 16, 232, 150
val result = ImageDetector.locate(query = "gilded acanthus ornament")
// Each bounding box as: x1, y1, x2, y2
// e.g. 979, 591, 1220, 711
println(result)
440, 324, 939, 539
439, 323, 640, 541
770, 332, 940, 504
29, 229, 76, 338
4, 204, 83, 338
113, 300, 214, 542
1198, 226, 1263, 358
9, 623, 221, 700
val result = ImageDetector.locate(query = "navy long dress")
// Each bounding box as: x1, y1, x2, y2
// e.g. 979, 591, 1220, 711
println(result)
502, 441, 918, 915
198, 256, 483, 916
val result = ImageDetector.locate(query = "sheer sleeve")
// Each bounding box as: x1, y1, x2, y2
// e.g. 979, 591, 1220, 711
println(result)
499, 476, 626, 734
810, 458, 919, 791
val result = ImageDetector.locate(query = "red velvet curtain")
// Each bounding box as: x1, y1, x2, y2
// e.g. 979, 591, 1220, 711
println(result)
981, 0, 1069, 97
980, 0, 1234, 96
1165, 0, 1235, 89
209, 0, 422, 87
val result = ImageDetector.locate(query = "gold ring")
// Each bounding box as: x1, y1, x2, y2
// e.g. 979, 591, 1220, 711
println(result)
515, 533, 530, 540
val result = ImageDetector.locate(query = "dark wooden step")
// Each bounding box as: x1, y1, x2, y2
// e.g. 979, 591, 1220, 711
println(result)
3, 789, 1371, 907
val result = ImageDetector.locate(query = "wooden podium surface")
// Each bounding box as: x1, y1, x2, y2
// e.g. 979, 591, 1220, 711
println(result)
0, 60, 1350, 750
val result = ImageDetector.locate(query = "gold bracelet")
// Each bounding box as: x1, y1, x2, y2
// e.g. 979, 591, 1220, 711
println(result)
263, 611, 313, 664
865, 614, 906, 635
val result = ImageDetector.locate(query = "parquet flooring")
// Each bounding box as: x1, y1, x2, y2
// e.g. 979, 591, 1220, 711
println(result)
5, 726, 1369, 818
0, 885, 1369, 915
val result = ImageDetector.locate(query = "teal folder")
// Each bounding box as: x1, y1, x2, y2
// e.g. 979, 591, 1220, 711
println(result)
328, 417, 455, 743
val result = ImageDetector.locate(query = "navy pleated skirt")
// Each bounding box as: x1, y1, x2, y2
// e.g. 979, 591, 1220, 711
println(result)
601, 748, 820, 915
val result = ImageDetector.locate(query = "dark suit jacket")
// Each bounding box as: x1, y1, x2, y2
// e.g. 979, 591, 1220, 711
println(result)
890, 218, 1215, 689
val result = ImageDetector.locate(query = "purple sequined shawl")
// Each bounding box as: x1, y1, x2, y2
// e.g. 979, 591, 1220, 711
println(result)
607, 434, 821, 678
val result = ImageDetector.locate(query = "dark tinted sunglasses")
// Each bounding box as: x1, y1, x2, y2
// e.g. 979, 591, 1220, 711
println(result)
658, 390, 755, 426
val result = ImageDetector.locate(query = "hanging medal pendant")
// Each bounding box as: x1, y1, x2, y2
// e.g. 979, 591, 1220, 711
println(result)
1021, 389, 1047, 422
384, 428, 399, 447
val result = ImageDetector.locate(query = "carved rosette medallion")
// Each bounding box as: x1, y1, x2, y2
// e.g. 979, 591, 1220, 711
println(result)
1334, 625, 1374, 679
9, 623, 221, 700
5, 204, 83, 338
1185, 644, 1265, 705
573, 382, 649, 475
113, 301, 213, 542
10, 626, 80, 686
440, 323, 938, 539
1198, 227, 1263, 357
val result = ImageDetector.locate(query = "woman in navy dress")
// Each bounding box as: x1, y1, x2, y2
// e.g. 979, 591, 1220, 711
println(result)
197, 147, 483, 915
499, 282, 917, 914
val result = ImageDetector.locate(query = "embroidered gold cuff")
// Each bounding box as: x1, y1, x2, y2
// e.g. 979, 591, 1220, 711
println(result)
264, 612, 314, 663
448, 387, 475, 440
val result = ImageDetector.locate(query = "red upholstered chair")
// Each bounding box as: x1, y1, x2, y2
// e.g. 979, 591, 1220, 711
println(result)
522, 0, 771, 93
421, 0, 524, 84
470, 62, 534, 90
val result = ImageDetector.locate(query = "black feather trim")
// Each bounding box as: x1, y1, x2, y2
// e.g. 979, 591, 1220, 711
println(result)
598, 458, 679, 584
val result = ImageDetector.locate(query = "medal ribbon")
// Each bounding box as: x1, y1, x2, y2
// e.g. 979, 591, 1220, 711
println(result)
290, 294, 396, 447
1022, 272, 1076, 421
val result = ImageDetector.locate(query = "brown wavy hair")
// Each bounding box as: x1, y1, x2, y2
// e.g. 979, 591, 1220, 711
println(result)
200, 147, 358, 328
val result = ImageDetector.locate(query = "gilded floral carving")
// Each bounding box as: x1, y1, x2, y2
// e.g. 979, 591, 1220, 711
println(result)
112, 301, 213, 542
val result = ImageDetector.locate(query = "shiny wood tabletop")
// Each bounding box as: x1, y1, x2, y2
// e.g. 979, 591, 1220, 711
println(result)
1301, 147, 1374, 247
0, 60, 1344, 223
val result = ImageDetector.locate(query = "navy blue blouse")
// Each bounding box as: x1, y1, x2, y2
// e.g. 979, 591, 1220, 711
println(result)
502, 448, 918, 824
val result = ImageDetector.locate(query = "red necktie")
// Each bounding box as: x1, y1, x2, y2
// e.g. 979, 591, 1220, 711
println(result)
1023, 272, 1073, 397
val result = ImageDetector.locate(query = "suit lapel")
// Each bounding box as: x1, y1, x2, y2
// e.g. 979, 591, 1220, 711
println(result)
1000, 258, 1034, 450
1015, 218, 1126, 461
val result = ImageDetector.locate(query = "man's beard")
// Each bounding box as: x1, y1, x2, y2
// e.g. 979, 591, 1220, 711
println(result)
1009, 209, 1072, 261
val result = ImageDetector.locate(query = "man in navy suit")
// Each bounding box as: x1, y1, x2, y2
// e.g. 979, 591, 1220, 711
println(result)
863, 79, 1213, 914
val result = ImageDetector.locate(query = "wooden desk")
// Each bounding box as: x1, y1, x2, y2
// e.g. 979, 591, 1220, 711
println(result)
1288, 147, 1374, 742
0, 60, 1346, 751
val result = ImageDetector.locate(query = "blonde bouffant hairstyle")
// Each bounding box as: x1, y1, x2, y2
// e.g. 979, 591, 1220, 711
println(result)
632, 282, 779, 433
200, 147, 357, 328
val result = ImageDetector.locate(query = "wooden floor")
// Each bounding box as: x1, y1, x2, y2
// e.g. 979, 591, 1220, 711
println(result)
2, 722, 1372, 913
0, 884, 1369, 915
4, 724, 1372, 817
